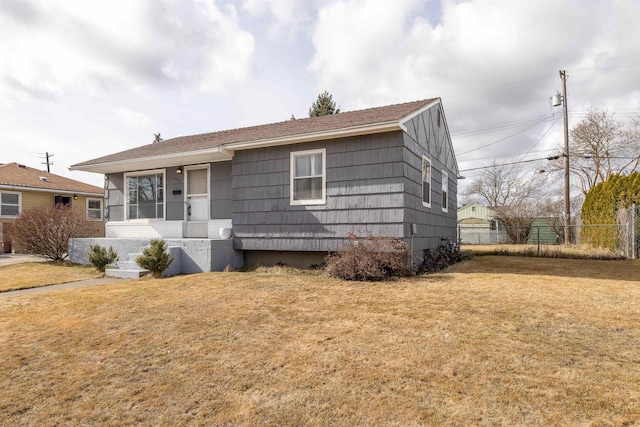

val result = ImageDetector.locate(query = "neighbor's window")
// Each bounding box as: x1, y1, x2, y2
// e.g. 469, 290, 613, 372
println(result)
87, 198, 103, 221
126, 171, 165, 220
291, 148, 326, 205
54, 195, 72, 206
422, 155, 431, 208
0, 191, 21, 217
441, 171, 449, 212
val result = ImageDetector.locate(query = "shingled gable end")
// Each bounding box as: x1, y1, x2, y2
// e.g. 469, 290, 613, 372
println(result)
69, 98, 459, 272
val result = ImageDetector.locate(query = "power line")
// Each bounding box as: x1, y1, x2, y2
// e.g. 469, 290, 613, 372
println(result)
459, 156, 550, 173
456, 118, 552, 157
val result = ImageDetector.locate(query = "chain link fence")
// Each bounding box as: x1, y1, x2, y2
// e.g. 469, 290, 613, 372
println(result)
459, 204, 639, 259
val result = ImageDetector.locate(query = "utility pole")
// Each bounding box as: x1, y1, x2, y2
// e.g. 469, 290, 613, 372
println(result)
40, 152, 54, 173
560, 70, 570, 245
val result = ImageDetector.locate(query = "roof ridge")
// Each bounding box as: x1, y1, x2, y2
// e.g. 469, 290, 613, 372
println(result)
161, 98, 434, 143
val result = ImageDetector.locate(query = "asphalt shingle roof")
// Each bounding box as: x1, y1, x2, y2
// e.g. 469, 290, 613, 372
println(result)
72, 98, 437, 168
0, 163, 103, 194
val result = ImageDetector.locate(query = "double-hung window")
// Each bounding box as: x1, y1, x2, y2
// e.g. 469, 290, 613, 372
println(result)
441, 171, 449, 212
0, 191, 21, 217
422, 155, 431, 208
291, 149, 326, 205
87, 198, 103, 221
126, 171, 165, 220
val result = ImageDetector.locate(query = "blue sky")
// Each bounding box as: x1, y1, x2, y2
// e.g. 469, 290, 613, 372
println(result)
1, 0, 639, 195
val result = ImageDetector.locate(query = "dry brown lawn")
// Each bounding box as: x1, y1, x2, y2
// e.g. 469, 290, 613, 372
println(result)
1, 256, 639, 426
0, 262, 101, 292
462, 244, 624, 259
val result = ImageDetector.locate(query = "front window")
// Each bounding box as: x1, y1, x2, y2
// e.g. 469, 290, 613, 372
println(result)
422, 156, 431, 208
0, 191, 21, 217
126, 171, 165, 220
442, 171, 449, 212
291, 149, 326, 205
87, 198, 103, 221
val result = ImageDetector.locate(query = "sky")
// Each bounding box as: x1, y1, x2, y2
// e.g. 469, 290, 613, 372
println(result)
1, 0, 639, 199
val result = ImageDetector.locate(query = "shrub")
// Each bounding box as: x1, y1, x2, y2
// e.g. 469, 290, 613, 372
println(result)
417, 246, 466, 274
88, 244, 119, 272
136, 239, 174, 278
325, 234, 412, 281
10, 205, 94, 261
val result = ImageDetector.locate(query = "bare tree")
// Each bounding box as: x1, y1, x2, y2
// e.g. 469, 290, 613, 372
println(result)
551, 110, 640, 195
465, 161, 547, 243
10, 205, 94, 261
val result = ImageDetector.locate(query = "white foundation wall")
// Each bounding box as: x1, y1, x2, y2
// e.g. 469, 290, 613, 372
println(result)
105, 219, 233, 239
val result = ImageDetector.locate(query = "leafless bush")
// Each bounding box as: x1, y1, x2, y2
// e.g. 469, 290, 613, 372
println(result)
325, 233, 412, 281
10, 205, 94, 261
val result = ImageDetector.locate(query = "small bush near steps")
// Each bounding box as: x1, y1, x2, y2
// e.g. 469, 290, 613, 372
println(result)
136, 239, 174, 278
87, 244, 119, 272
325, 234, 412, 281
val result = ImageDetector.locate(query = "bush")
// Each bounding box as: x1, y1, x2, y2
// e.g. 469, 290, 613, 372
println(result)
10, 205, 94, 261
136, 239, 174, 278
88, 244, 119, 272
417, 246, 465, 274
325, 234, 412, 281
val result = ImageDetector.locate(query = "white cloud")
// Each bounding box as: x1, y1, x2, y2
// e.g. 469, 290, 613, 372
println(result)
116, 107, 152, 129
242, 0, 312, 40
0, 0, 256, 101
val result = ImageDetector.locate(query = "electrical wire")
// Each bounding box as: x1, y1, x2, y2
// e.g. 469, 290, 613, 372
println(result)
456, 118, 553, 157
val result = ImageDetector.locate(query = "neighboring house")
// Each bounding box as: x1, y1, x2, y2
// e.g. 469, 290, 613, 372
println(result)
457, 203, 504, 244
69, 98, 459, 271
0, 163, 105, 253
457, 204, 559, 245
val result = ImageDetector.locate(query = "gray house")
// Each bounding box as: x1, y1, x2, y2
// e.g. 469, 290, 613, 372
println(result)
70, 98, 459, 272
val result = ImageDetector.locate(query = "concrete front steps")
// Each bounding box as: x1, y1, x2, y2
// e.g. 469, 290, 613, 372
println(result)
105, 253, 150, 279
104, 246, 183, 279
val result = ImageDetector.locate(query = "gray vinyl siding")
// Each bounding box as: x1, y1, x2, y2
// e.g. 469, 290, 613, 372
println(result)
166, 167, 184, 220
401, 104, 458, 252
232, 132, 407, 251
210, 161, 232, 219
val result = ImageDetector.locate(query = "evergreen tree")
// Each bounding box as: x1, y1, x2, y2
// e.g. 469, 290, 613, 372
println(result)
581, 172, 640, 250
308, 91, 340, 117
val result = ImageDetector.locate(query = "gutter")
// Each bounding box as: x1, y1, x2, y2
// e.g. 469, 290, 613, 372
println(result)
0, 185, 102, 197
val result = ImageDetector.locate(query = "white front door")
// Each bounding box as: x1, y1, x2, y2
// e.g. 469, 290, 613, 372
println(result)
185, 166, 209, 237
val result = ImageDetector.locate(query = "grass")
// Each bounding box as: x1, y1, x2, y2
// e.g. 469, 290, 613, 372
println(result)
0, 262, 101, 292
462, 244, 626, 259
1, 256, 639, 425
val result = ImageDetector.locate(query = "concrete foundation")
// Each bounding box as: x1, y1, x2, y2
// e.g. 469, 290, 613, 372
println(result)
70, 238, 244, 274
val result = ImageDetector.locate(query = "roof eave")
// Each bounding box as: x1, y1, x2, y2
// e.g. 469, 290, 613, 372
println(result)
72, 121, 402, 174
70, 147, 234, 174
0, 184, 102, 196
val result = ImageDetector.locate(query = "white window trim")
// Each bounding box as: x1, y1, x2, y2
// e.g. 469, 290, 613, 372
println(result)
86, 198, 103, 221
124, 169, 166, 222
0, 190, 22, 218
422, 155, 431, 208
290, 148, 326, 206
441, 170, 449, 213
